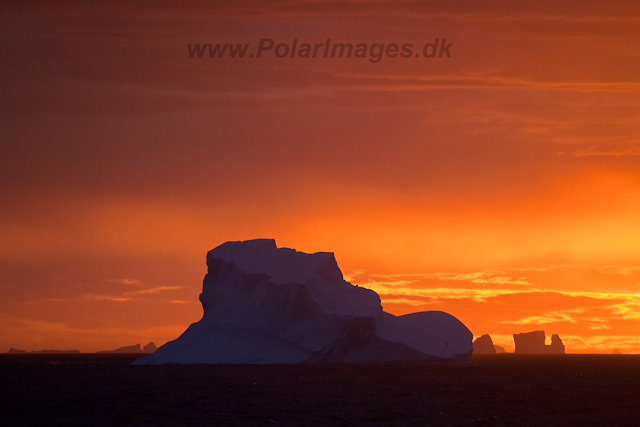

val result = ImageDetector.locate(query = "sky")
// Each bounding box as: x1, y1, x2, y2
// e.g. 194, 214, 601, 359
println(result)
2, 1, 640, 353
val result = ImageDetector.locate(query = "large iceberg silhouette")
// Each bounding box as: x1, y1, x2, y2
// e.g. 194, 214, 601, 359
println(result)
134, 239, 472, 365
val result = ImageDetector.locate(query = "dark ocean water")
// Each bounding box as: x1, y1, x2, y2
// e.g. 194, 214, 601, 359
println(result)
1, 354, 638, 426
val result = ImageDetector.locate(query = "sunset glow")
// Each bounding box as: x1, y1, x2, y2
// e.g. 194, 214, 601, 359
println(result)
2, 1, 640, 353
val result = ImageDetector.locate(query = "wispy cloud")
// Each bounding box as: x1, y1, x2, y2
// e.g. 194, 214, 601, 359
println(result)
81, 286, 182, 303
425, 271, 531, 286
85, 295, 132, 302
594, 265, 640, 275
610, 300, 640, 319
573, 142, 640, 157
501, 310, 579, 325
562, 335, 640, 352
373, 285, 533, 302
326, 73, 640, 93
124, 286, 181, 296
109, 278, 143, 286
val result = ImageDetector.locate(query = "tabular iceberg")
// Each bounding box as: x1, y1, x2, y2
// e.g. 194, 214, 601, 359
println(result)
134, 239, 472, 365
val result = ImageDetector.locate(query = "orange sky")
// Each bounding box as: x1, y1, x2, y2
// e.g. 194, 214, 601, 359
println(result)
2, 1, 640, 353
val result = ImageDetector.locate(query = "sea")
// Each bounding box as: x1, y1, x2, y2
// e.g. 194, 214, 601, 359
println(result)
1, 353, 638, 426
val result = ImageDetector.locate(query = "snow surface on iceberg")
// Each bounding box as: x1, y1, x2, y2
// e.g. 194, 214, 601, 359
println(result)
134, 239, 472, 365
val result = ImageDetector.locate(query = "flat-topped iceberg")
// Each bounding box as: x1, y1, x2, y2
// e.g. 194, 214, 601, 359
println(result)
134, 239, 472, 365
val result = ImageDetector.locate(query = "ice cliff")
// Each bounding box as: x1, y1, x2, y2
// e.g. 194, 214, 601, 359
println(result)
134, 239, 473, 365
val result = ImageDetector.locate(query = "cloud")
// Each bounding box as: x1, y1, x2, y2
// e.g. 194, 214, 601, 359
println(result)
380, 298, 428, 306
348, 269, 536, 297
24, 1, 640, 22
84, 295, 132, 302
562, 334, 640, 352
324, 73, 640, 93
573, 143, 640, 157
501, 311, 579, 325
427, 271, 532, 286
109, 278, 143, 286
610, 300, 640, 319
594, 265, 640, 275
81, 286, 182, 303
124, 286, 182, 296
589, 324, 612, 330
373, 285, 532, 302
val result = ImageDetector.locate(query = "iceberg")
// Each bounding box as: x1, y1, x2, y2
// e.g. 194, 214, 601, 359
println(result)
472, 334, 497, 355
134, 239, 472, 365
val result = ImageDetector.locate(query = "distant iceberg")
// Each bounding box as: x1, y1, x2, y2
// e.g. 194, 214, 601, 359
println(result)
472, 334, 497, 355
97, 342, 157, 354
513, 331, 565, 354
134, 239, 472, 365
